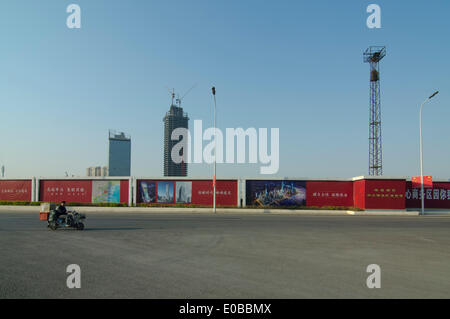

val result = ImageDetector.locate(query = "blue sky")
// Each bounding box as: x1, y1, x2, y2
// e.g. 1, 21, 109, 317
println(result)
0, 0, 449, 179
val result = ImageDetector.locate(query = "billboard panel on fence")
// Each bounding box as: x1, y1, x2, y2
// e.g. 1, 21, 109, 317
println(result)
176, 182, 192, 203
191, 180, 237, 206
137, 180, 238, 206
40, 180, 128, 203
0, 180, 32, 201
359, 179, 406, 210
406, 182, 450, 209
92, 180, 121, 203
40, 180, 92, 203
353, 180, 365, 209
120, 180, 129, 204
246, 180, 306, 207
306, 181, 353, 207
157, 181, 174, 203
139, 181, 156, 203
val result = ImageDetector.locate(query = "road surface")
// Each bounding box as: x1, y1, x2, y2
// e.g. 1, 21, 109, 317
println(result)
1, 209, 449, 298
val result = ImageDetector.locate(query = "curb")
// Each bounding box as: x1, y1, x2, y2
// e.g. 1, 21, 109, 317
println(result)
0, 206, 349, 215
0, 206, 430, 216
349, 210, 419, 216
423, 211, 450, 216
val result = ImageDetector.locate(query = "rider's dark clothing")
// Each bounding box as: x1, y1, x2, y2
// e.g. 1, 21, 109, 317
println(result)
55, 205, 67, 219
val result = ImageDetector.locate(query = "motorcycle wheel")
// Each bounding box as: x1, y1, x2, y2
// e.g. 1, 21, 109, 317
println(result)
49, 223, 57, 231
77, 223, 85, 230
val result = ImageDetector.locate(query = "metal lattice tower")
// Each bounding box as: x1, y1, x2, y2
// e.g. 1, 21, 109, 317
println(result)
364, 46, 386, 176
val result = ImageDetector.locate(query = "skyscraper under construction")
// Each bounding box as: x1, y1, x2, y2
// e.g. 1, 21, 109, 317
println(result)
163, 92, 189, 176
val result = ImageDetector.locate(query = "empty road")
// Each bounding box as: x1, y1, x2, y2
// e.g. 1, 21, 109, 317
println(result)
1, 209, 449, 298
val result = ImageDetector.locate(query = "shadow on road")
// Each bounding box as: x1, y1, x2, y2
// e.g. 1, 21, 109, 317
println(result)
83, 227, 144, 231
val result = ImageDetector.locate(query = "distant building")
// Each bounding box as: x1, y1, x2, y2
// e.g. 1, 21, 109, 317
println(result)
163, 103, 189, 176
108, 130, 131, 176
86, 166, 108, 177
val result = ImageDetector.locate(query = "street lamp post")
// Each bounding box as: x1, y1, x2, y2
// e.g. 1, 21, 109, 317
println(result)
212, 87, 217, 214
419, 90, 439, 216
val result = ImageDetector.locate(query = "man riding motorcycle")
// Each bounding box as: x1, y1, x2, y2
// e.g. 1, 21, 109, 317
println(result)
54, 201, 67, 222
48, 201, 86, 230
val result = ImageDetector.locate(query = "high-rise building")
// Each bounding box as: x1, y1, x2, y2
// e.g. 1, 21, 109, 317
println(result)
108, 130, 131, 176
163, 100, 189, 177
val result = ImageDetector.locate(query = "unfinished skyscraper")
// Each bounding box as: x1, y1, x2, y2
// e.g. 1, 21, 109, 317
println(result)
163, 91, 189, 176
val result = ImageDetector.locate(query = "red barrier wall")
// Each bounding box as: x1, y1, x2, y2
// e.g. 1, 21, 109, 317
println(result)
353, 179, 406, 209
40, 180, 92, 203
0, 180, 32, 201
137, 180, 238, 206
120, 180, 129, 204
306, 181, 353, 207
354, 180, 365, 209
40, 179, 129, 203
191, 180, 237, 206
405, 181, 450, 209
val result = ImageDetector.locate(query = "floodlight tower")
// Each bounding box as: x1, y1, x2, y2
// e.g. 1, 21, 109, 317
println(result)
364, 46, 386, 176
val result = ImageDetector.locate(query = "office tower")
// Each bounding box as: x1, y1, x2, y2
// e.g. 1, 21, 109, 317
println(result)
108, 130, 131, 176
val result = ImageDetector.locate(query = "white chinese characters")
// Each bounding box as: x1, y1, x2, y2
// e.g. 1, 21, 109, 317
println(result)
405, 188, 450, 201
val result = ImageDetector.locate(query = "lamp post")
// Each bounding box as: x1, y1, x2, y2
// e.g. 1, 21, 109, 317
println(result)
212, 87, 217, 214
419, 90, 439, 216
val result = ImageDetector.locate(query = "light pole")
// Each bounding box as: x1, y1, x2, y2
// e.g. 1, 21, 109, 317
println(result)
419, 90, 439, 216
212, 87, 217, 213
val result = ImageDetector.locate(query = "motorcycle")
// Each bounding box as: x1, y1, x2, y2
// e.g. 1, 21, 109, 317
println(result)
48, 209, 86, 230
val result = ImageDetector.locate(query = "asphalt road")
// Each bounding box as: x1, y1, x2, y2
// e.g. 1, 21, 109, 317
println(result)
1, 209, 450, 298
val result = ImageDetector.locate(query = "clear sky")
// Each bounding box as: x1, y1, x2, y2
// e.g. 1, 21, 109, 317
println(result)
0, 0, 449, 179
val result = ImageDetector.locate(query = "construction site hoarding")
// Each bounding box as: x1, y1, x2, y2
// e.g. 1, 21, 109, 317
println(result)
245, 180, 306, 207
353, 179, 406, 210
0, 180, 32, 201
136, 179, 238, 206
306, 181, 353, 207
40, 180, 92, 203
39, 179, 129, 203
405, 181, 450, 209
